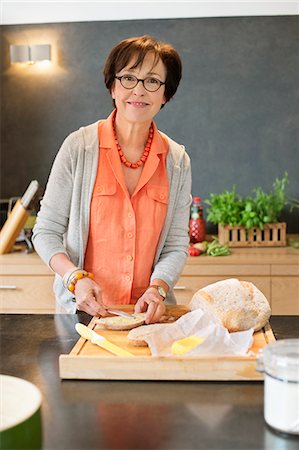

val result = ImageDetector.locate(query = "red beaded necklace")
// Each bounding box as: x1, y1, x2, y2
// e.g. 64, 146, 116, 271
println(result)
112, 113, 154, 169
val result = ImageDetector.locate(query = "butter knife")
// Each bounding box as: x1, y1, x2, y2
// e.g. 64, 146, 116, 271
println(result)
107, 309, 137, 319
75, 323, 134, 357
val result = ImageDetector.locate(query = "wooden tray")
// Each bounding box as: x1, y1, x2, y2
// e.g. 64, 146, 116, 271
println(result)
59, 305, 275, 381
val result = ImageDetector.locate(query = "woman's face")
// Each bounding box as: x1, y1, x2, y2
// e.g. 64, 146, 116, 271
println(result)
111, 52, 167, 125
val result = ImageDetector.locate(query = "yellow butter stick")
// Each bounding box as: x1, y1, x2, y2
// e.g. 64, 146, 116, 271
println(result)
171, 335, 205, 355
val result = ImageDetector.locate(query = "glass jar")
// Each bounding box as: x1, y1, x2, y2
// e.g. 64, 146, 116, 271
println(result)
257, 339, 299, 435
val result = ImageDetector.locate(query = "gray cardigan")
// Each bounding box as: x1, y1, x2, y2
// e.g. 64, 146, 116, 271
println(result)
32, 120, 192, 313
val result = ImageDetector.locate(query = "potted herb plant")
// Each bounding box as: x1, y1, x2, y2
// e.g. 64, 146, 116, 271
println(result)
204, 173, 289, 247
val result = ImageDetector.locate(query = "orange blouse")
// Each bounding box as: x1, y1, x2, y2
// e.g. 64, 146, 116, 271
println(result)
84, 111, 169, 306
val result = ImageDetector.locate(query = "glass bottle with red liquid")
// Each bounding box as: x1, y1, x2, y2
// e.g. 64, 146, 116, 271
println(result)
189, 197, 206, 243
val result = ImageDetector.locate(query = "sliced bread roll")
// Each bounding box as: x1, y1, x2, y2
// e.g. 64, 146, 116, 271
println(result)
189, 278, 271, 332
127, 323, 165, 346
95, 313, 146, 331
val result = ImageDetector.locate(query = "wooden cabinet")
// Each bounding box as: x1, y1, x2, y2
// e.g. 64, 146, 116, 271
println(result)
0, 251, 55, 313
174, 243, 299, 315
1, 241, 298, 314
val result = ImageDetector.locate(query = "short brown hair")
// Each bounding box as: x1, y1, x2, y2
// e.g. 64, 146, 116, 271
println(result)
103, 35, 182, 103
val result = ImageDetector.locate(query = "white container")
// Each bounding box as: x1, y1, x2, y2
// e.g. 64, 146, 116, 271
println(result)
257, 339, 299, 435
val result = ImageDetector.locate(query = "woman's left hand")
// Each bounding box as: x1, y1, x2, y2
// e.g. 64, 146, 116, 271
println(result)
135, 287, 166, 324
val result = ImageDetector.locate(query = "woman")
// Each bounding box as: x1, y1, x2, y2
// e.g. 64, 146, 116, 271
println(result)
33, 35, 192, 324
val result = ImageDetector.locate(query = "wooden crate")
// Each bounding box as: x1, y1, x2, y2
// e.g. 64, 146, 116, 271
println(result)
59, 305, 276, 381
218, 223, 286, 247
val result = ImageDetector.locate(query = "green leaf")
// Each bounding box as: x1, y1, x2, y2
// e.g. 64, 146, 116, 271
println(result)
204, 173, 289, 230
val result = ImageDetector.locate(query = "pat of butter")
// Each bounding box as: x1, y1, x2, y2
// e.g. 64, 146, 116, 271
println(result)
171, 335, 205, 355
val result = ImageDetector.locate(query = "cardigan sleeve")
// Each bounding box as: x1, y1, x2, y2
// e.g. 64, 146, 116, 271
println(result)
32, 131, 81, 267
150, 149, 192, 290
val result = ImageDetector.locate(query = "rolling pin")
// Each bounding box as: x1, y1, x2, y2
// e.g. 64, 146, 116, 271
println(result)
0, 180, 40, 254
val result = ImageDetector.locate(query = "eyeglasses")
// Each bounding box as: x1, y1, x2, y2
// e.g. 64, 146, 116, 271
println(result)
115, 75, 166, 92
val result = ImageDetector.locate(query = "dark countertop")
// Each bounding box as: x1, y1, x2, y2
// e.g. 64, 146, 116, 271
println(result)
1, 314, 298, 450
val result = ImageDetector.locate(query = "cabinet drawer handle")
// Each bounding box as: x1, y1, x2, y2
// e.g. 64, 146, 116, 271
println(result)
0, 285, 17, 290
174, 286, 186, 290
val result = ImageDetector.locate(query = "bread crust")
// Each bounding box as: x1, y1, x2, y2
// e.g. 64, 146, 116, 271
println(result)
128, 323, 164, 346
189, 278, 271, 332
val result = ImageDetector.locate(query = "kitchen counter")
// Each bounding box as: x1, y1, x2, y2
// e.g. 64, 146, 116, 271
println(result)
1, 314, 298, 450
176, 242, 299, 314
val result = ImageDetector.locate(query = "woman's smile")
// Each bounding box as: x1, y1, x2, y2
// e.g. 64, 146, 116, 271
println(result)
127, 101, 149, 108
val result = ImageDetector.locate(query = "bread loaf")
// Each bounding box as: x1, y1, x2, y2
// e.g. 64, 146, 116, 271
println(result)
189, 278, 271, 332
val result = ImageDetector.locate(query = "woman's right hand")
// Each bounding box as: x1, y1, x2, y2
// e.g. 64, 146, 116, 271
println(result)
74, 277, 108, 317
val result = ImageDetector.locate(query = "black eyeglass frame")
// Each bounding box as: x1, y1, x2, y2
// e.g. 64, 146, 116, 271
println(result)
115, 75, 166, 92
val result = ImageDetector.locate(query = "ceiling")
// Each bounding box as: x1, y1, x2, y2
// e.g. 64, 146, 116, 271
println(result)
1, 1, 298, 25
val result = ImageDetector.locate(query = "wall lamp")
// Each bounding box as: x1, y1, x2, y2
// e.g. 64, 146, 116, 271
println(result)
10, 44, 51, 64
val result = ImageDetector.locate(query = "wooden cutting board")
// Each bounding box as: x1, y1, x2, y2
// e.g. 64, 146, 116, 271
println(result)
59, 304, 275, 381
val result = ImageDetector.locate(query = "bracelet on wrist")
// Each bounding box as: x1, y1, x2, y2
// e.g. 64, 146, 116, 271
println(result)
62, 267, 81, 289
66, 270, 94, 292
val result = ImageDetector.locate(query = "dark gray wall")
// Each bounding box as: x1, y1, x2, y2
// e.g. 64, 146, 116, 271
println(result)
1, 16, 299, 232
